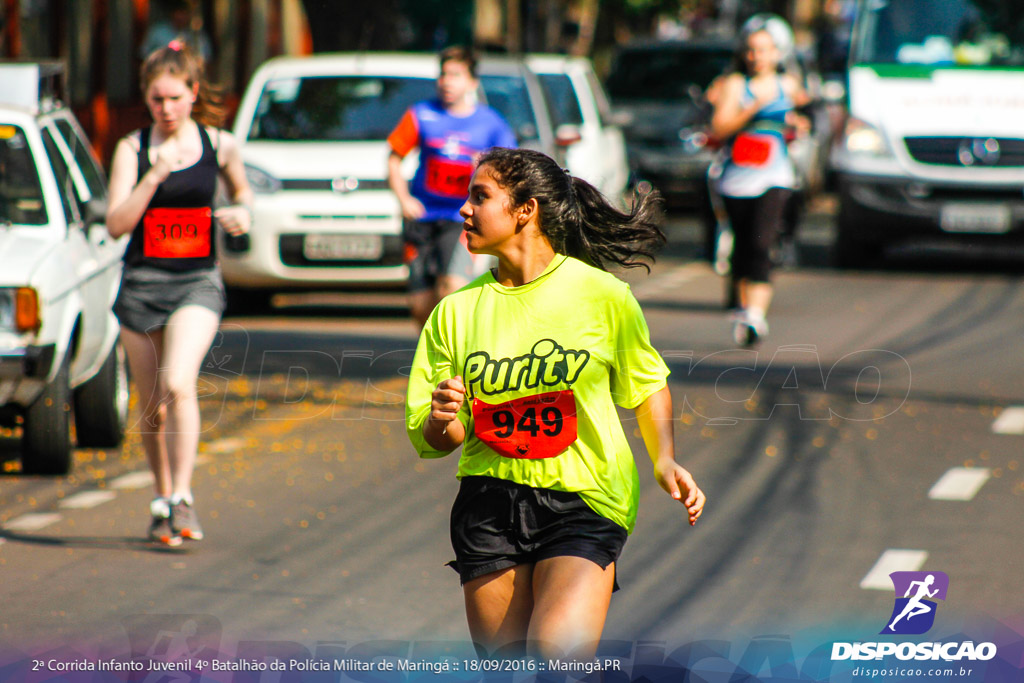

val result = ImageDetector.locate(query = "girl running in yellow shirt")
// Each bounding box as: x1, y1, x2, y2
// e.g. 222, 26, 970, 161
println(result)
406, 147, 705, 661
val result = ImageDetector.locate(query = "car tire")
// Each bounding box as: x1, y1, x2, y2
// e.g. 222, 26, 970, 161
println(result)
73, 341, 129, 448
21, 353, 73, 475
833, 184, 881, 269
224, 287, 274, 316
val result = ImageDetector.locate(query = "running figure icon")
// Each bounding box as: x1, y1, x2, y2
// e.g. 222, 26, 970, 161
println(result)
888, 574, 939, 631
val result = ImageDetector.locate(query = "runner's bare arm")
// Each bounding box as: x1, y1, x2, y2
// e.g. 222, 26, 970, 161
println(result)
710, 74, 770, 140
635, 386, 706, 525
106, 135, 172, 238
212, 129, 253, 236
423, 376, 467, 451
387, 151, 425, 220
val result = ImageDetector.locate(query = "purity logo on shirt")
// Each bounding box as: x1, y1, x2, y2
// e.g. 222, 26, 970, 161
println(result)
463, 339, 590, 398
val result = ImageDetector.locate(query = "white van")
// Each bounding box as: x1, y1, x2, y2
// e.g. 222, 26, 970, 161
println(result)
831, 0, 1024, 266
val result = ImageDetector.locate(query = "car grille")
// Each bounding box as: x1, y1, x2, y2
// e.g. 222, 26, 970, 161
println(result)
904, 137, 1024, 167
279, 234, 404, 267
280, 179, 391, 191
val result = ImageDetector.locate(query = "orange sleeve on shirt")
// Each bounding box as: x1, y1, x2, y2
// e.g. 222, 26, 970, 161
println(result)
387, 109, 419, 157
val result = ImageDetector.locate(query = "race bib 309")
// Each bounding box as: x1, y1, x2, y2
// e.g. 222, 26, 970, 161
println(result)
143, 207, 212, 258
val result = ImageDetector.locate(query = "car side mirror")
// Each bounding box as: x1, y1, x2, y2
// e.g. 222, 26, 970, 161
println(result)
82, 197, 107, 233
555, 124, 583, 147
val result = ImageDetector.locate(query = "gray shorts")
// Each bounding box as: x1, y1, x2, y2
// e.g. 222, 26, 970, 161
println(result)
113, 265, 226, 334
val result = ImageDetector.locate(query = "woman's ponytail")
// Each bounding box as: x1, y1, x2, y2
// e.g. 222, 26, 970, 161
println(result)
476, 147, 665, 272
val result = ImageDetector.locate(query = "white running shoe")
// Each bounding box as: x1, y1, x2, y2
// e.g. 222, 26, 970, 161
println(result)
731, 309, 768, 346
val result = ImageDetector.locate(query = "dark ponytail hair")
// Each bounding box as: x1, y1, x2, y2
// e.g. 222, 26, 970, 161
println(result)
476, 147, 665, 272
140, 43, 225, 128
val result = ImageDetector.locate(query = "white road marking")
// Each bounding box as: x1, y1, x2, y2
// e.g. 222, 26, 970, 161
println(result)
59, 490, 118, 509
860, 549, 929, 590
928, 467, 991, 501
633, 264, 706, 298
204, 436, 247, 454
110, 471, 155, 490
3, 513, 63, 533
992, 406, 1024, 434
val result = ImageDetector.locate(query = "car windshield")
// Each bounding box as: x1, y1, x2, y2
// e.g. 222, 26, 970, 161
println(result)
480, 74, 539, 142
607, 45, 734, 100
537, 74, 584, 127
0, 124, 47, 225
852, 0, 1024, 66
246, 76, 438, 141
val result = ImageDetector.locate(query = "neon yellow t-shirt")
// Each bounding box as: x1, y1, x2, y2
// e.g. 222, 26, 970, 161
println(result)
405, 254, 669, 532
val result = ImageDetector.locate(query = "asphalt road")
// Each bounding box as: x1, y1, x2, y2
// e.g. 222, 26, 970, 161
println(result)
1, 207, 1022, 680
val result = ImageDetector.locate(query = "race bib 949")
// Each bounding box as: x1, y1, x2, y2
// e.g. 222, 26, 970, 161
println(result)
143, 207, 212, 258
472, 390, 578, 460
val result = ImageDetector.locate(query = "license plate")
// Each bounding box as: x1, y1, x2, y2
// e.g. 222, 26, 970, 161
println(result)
939, 204, 1011, 234
303, 234, 383, 261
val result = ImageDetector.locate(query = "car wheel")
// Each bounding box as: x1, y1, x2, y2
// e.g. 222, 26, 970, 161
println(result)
833, 185, 881, 269
21, 353, 73, 475
73, 341, 129, 448
224, 287, 274, 316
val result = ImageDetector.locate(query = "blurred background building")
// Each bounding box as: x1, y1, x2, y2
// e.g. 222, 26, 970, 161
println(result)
0, 0, 842, 162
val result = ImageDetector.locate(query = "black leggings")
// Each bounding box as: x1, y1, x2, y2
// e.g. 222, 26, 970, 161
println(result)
723, 188, 793, 283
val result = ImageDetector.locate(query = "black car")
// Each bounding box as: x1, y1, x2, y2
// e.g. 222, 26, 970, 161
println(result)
606, 40, 735, 207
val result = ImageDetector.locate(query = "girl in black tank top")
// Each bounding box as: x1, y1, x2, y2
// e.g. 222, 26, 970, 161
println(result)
105, 43, 252, 546
123, 125, 221, 271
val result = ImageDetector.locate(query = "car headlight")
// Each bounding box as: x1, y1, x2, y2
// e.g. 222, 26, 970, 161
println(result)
244, 163, 282, 194
0, 287, 40, 332
842, 117, 893, 158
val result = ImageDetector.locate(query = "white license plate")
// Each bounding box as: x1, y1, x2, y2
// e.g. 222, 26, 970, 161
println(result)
303, 234, 383, 261
939, 204, 1011, 234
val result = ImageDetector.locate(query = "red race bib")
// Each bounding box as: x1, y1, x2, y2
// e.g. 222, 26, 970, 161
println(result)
731, 133, 773, 167
424, 157, 473, 198
143, 207, 213, 258
472, 390, 578, 460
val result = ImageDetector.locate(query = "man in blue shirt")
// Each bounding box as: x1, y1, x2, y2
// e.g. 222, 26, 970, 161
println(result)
387, 46, 517, 327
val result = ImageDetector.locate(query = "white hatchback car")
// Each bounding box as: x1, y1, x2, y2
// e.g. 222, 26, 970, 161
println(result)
0, 63, 129, 474
223, 53, 444, 309
525, 55, 630, 203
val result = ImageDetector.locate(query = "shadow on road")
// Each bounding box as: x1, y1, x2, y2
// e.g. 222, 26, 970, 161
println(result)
0, 529, 190, 553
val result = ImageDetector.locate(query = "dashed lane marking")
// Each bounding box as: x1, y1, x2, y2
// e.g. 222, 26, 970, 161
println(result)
632, 263, 707, 299
928, 467, 991, 501
59, 491, 118, 509
204, 436, 247, 454
992, 406, 1024, 434
860, 549, 929, 590
110, 471, 155, 490
3, 513, 63, 533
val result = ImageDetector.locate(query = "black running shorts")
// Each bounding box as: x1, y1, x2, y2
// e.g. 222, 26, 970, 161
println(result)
448, 476, 628, 586
403, 218, 475, 293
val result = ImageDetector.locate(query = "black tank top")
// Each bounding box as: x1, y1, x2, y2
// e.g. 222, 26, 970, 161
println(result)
123, 125, 220, 271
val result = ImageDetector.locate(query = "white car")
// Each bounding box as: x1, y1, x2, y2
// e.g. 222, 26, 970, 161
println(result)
0, 63, 129, 474
223, 53, 444, 309
526, 54, 630, 203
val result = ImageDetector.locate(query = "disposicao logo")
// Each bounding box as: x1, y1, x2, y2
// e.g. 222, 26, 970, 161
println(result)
881, 571, 949, 635
831, 570, 998, 663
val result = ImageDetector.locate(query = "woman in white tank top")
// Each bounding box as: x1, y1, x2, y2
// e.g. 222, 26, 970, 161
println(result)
710, 14, 809, 346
